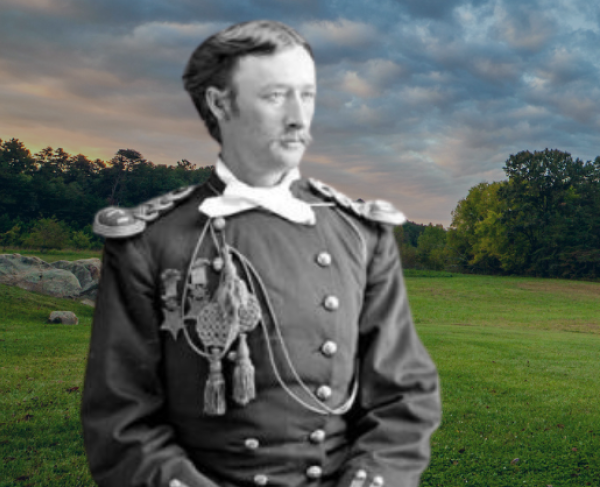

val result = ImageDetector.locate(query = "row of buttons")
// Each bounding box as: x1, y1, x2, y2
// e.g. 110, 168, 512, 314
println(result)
247, 429, 326, 485
253, 465, 323, 485
243, 428, 326, 452
317, 250, 336, 406
214, 216, 333, 475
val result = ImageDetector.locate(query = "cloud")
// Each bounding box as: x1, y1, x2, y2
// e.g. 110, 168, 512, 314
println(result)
492, 3, 556, 53
2, 0, 600, 226
299, 19, 383, 63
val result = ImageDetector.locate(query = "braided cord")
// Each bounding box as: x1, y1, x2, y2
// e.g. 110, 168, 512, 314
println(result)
181, 218, 221, 359
230, 247, 358, 416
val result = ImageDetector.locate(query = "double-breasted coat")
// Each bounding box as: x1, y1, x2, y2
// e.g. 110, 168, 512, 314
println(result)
81, 171, 441, 487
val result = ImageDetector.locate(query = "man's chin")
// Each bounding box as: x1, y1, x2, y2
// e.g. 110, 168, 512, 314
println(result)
273, 149, 305, 169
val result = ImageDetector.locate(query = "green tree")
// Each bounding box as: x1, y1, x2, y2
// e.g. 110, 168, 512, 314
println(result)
447, 181, 506, 274
394, 226, 418, 269
71, 230, 91, 249
0, 224, 23, 249
500, 149, 600, 277
416, 224, 447, 270
22, 217, 70, 252
0, 138, 36, 174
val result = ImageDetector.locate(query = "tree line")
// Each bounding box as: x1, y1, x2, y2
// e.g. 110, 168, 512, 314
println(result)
0, 138, 212, 250
395, 148, 600, 280
2, 138, 600, 280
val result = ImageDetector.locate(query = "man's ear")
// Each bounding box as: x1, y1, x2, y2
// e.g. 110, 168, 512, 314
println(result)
206, 87, 232, 121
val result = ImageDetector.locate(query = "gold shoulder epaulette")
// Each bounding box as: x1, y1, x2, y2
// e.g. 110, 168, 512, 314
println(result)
93, 185, 197, 238
308, 178, 406, 226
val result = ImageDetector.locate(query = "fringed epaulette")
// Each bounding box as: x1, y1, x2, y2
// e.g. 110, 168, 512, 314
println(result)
93, 185, 197, 238
308, 178, 406, 226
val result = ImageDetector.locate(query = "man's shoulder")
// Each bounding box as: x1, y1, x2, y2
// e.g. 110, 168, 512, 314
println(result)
93, 182, 214, 239
304, 177, 406, 227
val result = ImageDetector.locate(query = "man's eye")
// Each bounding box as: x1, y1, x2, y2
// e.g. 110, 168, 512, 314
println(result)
302, 92, 316, 101
266, 92, 285, 102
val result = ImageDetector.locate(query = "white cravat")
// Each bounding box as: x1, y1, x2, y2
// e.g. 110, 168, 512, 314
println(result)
199, 159, 316, 225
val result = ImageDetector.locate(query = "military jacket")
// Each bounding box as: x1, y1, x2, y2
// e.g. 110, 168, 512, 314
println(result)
81, 171, 441, 487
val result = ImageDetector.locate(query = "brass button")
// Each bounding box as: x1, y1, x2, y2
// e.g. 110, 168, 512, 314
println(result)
309, 429, 326, 443
371, 475, 385, 487
316, 385, 332, 400
212, 217, 226, 231
212, 257, 224, 272
253, 474, 269, 486
321, 341, 338, 357
306, 465, 323, 479
354, 470, 367, 481
244, 438, 260, 450
316, 252, 332, 267
323, 295, 339, 311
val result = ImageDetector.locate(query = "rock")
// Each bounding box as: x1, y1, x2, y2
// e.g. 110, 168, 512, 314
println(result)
79, 298, 96, 307
79, 281, 99, 301
51, 258, 101, 289
48, 311, 79, 325
0, 254, 82, 297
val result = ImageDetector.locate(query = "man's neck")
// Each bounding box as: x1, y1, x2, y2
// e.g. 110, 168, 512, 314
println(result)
219, 151, 288, 188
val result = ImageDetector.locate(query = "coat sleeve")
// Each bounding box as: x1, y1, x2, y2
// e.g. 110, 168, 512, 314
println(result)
336, 226, 442, 487
81, 236, 219, 487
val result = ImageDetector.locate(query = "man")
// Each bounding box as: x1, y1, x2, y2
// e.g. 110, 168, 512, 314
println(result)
82, 20, 441, 487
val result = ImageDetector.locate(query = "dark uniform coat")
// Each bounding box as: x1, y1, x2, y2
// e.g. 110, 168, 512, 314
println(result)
81, 171, 441, 487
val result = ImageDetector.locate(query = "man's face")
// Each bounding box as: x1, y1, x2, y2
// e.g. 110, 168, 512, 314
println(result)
220, 45, 316, 181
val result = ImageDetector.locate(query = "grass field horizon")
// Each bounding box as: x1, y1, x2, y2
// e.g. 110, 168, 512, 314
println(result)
1, 254, 598, 486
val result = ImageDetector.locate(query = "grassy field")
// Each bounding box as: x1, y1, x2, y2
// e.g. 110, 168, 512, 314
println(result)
1, 261, 599, 486
0, 248, 102, 263
408, 274, 600, 486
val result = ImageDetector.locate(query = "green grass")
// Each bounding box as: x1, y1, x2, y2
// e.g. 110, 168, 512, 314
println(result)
0, 248, 102, 263
1, 266, 599, 486
410, 275, 600, 487
0, 285, 95, 487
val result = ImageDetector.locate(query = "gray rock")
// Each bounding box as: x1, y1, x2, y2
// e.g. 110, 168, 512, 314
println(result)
48, 311, 79, 325
52, 258, 101, 289
79, 281, 99, 300
0, 254, 82, 297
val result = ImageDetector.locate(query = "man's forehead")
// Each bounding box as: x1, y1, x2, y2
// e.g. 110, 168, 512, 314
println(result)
232, 46, 316, 89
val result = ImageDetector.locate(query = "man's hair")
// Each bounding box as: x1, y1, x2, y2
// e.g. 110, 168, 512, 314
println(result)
182, 20, 314, 143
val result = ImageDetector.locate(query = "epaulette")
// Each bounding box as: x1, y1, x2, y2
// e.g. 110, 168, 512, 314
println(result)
93, 185, 197, 238
308, 178, 406, 226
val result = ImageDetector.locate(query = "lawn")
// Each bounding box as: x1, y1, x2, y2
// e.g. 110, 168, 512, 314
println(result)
1, 267, 599, 486
0, 248, 102, 264
410, 274, 600, 487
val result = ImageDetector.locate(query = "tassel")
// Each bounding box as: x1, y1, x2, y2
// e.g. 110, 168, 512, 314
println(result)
233, 333, 256, 406
204, 349, 226, 415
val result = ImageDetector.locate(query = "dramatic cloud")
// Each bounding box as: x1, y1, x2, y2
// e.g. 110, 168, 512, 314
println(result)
1, 0, 599, 225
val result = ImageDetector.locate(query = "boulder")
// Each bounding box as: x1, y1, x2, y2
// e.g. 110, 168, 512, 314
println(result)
51, 258, 101, 289
79, 281, 99, 302
0, 254, 82, 297
48, 311, 79, 325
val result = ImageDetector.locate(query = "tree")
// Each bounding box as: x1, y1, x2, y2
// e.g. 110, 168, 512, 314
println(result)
22, 217, 70, 252
447, 181, 506, 274
394, 225, 417, 269
0, 138, 35, 174
500, 149, 600, 277
72, 230, 91, 249
176, 159, 196, 170
416, 224, 447, 270
0, 224, 23, 249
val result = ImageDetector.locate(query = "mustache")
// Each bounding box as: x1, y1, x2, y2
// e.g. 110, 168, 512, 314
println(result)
281, 131, 313, 146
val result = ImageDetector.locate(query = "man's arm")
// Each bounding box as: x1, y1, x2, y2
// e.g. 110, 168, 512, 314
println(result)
337, 225, 442, 487
81, 237, 217, 487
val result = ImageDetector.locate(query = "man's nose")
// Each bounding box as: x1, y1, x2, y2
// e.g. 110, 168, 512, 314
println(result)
284, 93, 310, 129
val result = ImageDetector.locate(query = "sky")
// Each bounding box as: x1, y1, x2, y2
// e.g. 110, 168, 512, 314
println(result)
1, 0, 599, 226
